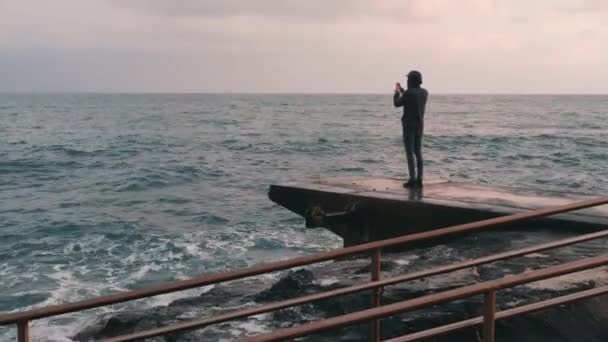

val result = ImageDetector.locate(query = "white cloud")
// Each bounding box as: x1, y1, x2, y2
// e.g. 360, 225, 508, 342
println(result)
0, 0, 606, 93
112, 0, 493, 21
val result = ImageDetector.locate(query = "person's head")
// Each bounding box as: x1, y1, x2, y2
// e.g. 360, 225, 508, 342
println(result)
406, 70, 423, 89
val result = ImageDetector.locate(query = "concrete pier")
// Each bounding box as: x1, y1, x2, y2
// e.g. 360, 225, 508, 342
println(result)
269, 177, 608, 248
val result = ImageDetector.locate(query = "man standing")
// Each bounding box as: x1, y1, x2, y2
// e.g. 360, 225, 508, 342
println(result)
393, 70, 428, 188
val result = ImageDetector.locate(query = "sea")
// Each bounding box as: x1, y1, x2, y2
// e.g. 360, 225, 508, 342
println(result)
1, 94, 607, 341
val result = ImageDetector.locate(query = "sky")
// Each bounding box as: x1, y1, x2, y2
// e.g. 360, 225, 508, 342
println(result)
1, 0, 607, 93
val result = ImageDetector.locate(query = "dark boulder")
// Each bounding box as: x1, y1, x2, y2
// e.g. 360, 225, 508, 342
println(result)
255, 269, 318, 302
73, 307, 182, 341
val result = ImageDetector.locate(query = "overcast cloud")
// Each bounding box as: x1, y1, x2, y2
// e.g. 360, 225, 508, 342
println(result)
1, 0, 607, 93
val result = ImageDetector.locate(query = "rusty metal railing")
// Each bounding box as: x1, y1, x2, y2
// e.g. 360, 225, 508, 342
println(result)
241, 254, 608, 342
101, 228, 608, 342
1, 196, 607, 342
386, 285, 608, 341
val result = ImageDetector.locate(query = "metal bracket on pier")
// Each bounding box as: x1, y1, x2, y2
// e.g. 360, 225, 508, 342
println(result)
305, 205, 356, 228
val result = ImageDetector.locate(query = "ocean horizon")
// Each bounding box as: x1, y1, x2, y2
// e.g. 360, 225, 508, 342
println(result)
2, 92, 608, 95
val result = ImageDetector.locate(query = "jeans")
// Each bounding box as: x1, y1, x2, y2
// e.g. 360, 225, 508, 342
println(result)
403, 125, 423, 181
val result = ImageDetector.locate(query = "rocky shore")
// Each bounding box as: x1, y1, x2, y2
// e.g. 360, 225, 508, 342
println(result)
74, 228, 608, 341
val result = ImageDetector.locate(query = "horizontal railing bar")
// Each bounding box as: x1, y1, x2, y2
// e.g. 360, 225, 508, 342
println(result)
2, 197, 606, 325
100, 228, 608, 342
387, 285, 608, 342
496, 284, 608, 319
239, 254, 608, 341
387, 316, 482, 342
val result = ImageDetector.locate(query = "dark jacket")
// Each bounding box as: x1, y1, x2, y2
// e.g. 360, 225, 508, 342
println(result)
393, 87, 428, 129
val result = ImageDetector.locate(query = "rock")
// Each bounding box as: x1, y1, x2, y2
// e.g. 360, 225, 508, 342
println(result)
73, 307, 182, 341
255, 269, 318, 302
354, 260, 399, 274
169, 281, 261, 308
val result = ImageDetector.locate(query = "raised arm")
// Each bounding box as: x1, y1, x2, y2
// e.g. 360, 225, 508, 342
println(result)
393, 90, 405, 107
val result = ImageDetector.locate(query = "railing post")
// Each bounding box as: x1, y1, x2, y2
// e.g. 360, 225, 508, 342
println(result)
482, 290, 496, 342
17, 320, 29, 342
371, 248, 382, 342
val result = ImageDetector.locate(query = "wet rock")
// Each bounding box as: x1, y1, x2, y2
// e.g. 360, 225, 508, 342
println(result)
73, 307, 182, 341
169, 279, 263, 308
354, 260, 399, 274
255, 269, 318, 302
495, 299, 608, 342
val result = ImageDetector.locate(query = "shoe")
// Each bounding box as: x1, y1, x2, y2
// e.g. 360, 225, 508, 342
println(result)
416, 179, 423, 188
403, 180, 416, 188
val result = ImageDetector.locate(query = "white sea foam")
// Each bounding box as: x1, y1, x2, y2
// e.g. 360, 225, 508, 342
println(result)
394, 255, 419, 266
524, 253, 550, 258
150, 285, 214, 307
317, 276, 340, 286
237, 319, 270, 335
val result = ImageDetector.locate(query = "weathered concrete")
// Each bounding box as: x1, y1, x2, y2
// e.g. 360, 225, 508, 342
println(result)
269, 177, 608, 247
